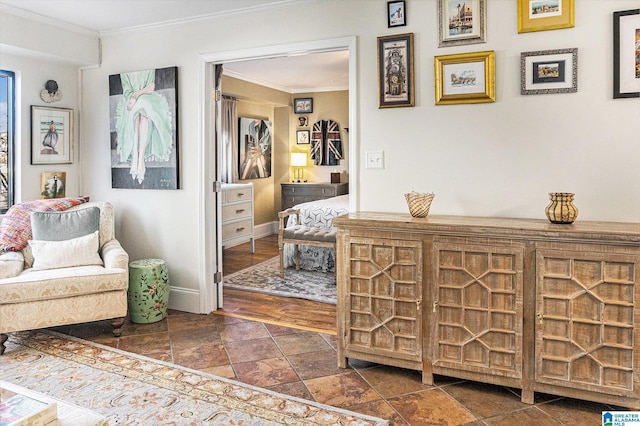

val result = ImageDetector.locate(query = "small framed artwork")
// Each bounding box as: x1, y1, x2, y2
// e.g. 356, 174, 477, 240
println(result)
31, 106, 73, 164
521, 48, 578, 95
387, 1, 406, 28
297, 116, 308, 127
434, 50, 495, 105
296, 130, 310, 145
438, 0, 486, 47
518, 0, 574, 33
613, 9, 640, 99
378, 33, 415, 108
40, 171, 66, 199
293, 98, 313, 114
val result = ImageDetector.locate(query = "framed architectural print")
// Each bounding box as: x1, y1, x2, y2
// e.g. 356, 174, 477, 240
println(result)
293, 98, 313, 114
378, 33, 415, 108
521, 48, 578, 95
438, 0, 486, 47
387, 1, 406, 28
296, 130, 310, 144
613, 9, 640, 99
434, 50, 495, 105
518, 0, 574, 33
31, 106, 73, 164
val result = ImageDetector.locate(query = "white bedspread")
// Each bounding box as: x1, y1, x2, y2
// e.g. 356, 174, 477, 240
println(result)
284, 194, 349, 272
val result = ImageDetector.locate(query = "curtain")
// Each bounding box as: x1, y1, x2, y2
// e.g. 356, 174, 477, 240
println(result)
220, 95, 238, 183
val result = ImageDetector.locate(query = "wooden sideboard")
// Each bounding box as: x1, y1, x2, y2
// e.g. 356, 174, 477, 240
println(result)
281, 182, 348, 210
221, 183, 254, 253
333, 212, 640, 408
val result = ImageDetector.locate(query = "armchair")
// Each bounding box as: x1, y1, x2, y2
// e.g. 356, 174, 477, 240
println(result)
0, 201, 129, 354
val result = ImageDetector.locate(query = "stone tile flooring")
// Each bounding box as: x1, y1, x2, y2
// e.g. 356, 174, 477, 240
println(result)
53, 310, 618, 425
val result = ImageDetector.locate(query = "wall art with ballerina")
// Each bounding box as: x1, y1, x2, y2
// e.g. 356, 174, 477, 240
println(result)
31, 106, 73, 164
109, 66, 179, 189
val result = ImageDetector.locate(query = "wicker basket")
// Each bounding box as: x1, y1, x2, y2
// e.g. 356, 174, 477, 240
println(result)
404, 191, 435, 218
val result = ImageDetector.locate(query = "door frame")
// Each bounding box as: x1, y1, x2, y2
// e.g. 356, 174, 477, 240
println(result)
198, 36, 358, 313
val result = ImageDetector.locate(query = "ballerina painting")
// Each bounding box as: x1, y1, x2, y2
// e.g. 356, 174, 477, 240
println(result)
109, 66, 179, 189
30, 106, 73, 165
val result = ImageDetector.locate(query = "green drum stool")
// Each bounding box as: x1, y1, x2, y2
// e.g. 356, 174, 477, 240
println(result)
128, 259, 170, 324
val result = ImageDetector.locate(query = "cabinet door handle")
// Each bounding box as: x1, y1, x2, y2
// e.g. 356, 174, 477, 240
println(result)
236, 227, 245, 232
237, 192, 244, 197
416, 300, 421, 312
433, 301, 439, 312
536, 312, 543, 324
236, 209, 245, 214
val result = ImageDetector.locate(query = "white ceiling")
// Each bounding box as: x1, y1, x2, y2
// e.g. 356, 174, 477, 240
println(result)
0, 0, 349, 93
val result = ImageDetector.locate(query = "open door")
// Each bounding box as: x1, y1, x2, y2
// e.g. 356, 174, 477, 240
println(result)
198, 62, 224, 313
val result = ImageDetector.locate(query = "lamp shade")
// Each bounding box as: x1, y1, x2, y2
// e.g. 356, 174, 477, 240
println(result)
290, 152, 307, 167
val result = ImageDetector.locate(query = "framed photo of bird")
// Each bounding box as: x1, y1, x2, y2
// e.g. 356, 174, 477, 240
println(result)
31, 105, 73, 164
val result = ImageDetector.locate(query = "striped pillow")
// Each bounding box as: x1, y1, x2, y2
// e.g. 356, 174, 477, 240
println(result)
0, 196, 89, 252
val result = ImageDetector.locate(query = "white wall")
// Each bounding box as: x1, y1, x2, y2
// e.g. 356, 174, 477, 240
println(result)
0, 54, 83, 202
3, 0, 639, 313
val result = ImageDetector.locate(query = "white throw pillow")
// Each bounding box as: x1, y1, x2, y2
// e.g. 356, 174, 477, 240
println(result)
29, 230, 103, 270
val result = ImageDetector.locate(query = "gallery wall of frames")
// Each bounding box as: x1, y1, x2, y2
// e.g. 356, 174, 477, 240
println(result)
380, 0, 639, 109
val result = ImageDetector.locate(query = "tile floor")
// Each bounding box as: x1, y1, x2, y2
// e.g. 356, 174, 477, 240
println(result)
54, 310, 617, 426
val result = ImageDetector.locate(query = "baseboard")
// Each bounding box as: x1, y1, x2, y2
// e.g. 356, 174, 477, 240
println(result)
254, 221, 277, 238
168, 286, 201, 313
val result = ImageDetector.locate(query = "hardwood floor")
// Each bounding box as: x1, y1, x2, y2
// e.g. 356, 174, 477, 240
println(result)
220, 234, 337, 334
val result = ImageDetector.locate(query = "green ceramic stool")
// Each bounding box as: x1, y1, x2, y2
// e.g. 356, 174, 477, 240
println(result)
128, 259, 170, 324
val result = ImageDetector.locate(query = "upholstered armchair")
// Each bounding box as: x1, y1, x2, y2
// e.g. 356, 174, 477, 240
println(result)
0, 201, 129, 355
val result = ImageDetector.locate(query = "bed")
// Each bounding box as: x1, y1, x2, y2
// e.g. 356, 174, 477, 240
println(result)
283, 194, 349, 272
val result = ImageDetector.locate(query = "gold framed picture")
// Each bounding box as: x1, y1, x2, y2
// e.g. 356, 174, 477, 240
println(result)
40, 171, 66, 199
434, 50, 495, 105
518, 0, 575, 33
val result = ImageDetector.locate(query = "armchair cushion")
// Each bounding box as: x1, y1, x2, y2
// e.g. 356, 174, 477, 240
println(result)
31, 207, 100, 241
0, 252, 24, 279
0, 196, 89, 252
29, 231, 103, 270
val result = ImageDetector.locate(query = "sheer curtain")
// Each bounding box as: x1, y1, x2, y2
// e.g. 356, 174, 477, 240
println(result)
220, 95, 238, 183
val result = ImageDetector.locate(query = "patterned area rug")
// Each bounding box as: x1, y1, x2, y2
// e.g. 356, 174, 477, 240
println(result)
224, 256, 337, 305
1, 330, 387, 425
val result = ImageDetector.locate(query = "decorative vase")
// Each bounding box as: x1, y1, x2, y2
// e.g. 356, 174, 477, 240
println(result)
545, 192, 578, 224
404, 191, 435, 218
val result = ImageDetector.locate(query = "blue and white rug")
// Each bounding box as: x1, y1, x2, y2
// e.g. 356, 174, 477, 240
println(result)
223, 256, 336, 304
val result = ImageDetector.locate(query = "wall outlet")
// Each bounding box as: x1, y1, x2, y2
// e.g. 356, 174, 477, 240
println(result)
365, 150, 384, 169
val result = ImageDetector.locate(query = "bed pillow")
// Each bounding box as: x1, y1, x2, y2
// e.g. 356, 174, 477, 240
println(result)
31, 206, 100, 242
29, 231, 103, 270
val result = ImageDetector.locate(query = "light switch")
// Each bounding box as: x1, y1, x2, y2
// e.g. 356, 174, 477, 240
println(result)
365, 150, 384, 169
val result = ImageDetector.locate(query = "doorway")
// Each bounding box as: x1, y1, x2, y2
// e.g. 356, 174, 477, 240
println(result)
199, 37, 357, 313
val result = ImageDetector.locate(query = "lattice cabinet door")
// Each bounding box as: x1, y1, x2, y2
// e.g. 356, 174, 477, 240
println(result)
432, 240, 524, 381
535, 249, 640, 398
343, 236, 423, 364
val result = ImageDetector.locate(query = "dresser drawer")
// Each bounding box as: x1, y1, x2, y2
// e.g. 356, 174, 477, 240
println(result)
224, 187, 252, 204
222, 201, 252, 221
282, 185, 335, 197
222, 219, 253, 241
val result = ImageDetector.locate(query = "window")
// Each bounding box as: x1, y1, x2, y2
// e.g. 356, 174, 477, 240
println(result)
0, 70, 14, 213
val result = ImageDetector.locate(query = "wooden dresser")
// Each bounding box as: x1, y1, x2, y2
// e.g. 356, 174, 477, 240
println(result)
333, 212, 640, 408
281, 182, 348, 210
221, 183, 254, 252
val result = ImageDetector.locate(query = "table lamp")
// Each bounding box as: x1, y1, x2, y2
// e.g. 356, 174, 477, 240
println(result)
290, 152, 307, 183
